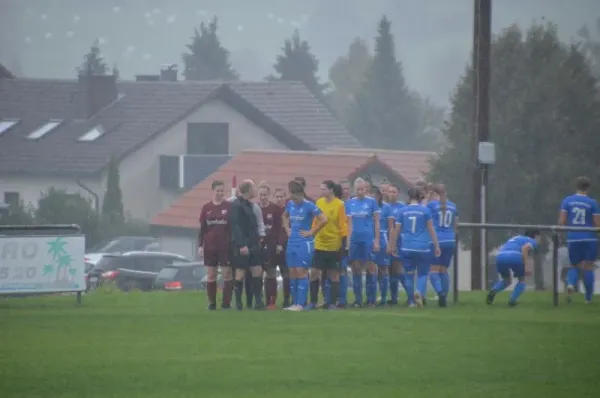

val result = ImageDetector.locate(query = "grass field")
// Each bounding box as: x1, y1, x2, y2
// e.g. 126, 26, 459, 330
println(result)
1, 291, 599, 398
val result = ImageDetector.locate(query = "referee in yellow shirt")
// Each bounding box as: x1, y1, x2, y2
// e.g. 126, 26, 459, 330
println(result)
309, 180, 348, 309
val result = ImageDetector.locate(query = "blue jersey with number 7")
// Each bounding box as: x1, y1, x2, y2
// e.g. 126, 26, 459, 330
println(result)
396, 204, 432, 252
560, 194, 599, 242
428, 199, 458, 244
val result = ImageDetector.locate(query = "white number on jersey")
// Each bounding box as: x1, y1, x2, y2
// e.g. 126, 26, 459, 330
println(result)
408, 216, 417, 233
572, 207, 586, 225
438, 211, 453, 228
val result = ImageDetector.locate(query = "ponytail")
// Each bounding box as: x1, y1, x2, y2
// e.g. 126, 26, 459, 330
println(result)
434, 183, 448, 213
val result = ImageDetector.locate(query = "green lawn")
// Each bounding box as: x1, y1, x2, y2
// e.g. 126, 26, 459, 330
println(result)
0, 291, 598, 398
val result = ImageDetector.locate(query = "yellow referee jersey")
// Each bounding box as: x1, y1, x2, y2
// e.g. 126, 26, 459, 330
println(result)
314, 197, 348, 251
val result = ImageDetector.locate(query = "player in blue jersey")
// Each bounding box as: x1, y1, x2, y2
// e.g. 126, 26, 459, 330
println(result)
282, 180, 327, 311
346, 178, 381, 307
427, 184, 458, 307
370, 186, 395, 306
558, 176, 600, 304
486, 230, 541, 306
387, 184, 406, 305
388, 187, 440, 307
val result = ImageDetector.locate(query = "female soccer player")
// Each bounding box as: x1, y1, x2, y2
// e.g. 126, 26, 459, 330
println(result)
311, 180, 347, 309
486, 230, 541, 306
282, 180, 327, 311
370, 186, 395, 306
388, 187, 440, 307
427, 184, 458, 307
337, 179, 351, 307
273, 188, 291, 307
387, 184, 406, 305
257, 183, 285, 309
346, 178, 380, 308
198, 180, 233, 310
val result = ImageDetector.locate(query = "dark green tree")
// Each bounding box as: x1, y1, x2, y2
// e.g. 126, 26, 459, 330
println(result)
347, 16, 421, 150
77, 39, 108, 76
428, 23, 600, 248
0, 201, 35, 225
102, 155, 124, 227
182, 17, 238, 81
273, 30, 327, 99
36, 188, 100, 248
578, 18, 600, 81
327, 37, 372, 120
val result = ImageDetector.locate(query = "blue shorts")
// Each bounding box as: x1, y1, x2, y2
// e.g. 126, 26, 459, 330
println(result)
286, 241, 314, 268
567, 240, 598, 265
372, 237, 390, 266
349, 241, 373, 262
433, 243, 456, 268
400, 250, 431, 274
496, 252, 525, 278
340, 256, 348, 270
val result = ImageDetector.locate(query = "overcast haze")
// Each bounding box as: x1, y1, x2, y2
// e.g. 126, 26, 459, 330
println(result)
1, 0, 598, 104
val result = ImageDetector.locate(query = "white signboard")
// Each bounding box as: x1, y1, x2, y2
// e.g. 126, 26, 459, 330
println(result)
0, 235, 86, 294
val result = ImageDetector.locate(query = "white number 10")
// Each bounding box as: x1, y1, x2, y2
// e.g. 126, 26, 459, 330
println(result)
573, 207, 586, 225
438, 211, 453, 228
408, 216, 417, 233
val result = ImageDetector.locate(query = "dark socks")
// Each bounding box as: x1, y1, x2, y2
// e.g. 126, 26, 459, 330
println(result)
283, 277, 291, 305
252, 277, 264, 307
330, 281, 340, 307
245, 277, 253, 307
207, 281, 217, 305
222, 280, 233, 307
234, 280, 243, 308
310, 279, 320, 304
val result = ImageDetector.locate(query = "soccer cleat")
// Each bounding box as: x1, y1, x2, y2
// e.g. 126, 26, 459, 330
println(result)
288, 305, 304, 311
336, 303, 347, 309
221, 304, 231, 310
351, 301, 362, 308
486, 291, 496, 305
207, 304, 217, 311
282, 299, 290, 308
388, 299, 398, 306
367, 302, 377, 308
414, 292, 424, 308
585, 300, 591, 305
305, 303, 317, 310
408, 303, 417, 308
267, 304, 277, 310
438, 294, 447, 308
254, 302, 266, 310
235, 301, 243, 311
508, 300, 518, 307
377, 301, 388, 307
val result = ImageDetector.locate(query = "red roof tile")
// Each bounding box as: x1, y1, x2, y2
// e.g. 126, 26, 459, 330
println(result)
152, 149, 434, 229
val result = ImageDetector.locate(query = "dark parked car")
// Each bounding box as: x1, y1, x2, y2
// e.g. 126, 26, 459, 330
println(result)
84, 236, 159, 266
155, 262, 206, 291
88, 251, 190, 291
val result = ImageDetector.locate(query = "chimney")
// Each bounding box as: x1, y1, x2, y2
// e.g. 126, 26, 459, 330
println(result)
76, 74, 118, 119
160, 64, 178, 82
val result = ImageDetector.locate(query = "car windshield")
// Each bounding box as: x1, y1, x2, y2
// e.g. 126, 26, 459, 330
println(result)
157, 267, 179, 279
94, 256, 126, 271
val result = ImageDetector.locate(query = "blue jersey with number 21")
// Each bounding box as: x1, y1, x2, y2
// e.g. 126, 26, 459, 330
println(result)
560, 194, 599, 242
396, 204, 432, 252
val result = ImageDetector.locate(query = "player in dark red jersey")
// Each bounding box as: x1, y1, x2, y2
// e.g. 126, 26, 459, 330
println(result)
257, 182, 285, 309
198, 180, 233, 310
273, 187, 291, 307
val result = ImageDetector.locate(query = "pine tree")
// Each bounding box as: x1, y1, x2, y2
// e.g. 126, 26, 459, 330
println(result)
347, 16, 421, 150
182, 17, 238, 81
101, 155, 124, 227
77, 39, 108, 76
273, 30, 327, 98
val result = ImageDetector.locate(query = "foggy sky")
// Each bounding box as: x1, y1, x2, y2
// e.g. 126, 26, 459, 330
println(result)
0, 0, 598, 105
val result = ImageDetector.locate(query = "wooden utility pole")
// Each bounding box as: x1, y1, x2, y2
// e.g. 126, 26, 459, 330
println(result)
470, 0, 492, 290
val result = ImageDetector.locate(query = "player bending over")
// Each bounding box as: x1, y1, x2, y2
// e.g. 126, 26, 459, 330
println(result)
486, 230, 541, 306
427, 184, 458, 307
283, 180, 326, 311
387, 184, 406, 305
370, 186, 395, 306
310, 180, 347, 309
389, 187, 440, 307
198, 180, 233, 310
558, 176, 600, 304
346, 178, 381, 307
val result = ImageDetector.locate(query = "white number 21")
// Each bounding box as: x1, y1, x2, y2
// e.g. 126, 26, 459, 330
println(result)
408, 216, 417, 233
573, 207, 586, 225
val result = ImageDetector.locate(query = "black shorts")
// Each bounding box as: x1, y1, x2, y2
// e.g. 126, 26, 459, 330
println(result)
313, 250, 340, 270
233, 245, 262, 269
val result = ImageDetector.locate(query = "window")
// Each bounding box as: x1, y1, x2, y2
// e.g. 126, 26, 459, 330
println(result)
0, 119, 19, 136
27, 119, 63, 140
78, 125, 104, 141
186, 123, 229, 154
3, 192, 19, 207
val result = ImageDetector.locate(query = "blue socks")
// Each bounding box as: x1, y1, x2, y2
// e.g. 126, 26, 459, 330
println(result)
404, 273, 415, 304
583, 270, 595, 302
324, 278, 331, 305
379, 274, 390, 304
339, 274, 348, 305
430, 272, 443, 295
417, 274, 428, 298
365, 273, 377, 304
352, 274, 363, 304
297, 277, 308, 307
291, 279, 298, 305
566, 267, 580, 289
509, 281, 526, 303
491, 279, 508, 293
440, 272, 450, 295
390, 275, 399, 302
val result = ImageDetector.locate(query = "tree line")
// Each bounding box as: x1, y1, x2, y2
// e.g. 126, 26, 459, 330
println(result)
1, 157, 150, 249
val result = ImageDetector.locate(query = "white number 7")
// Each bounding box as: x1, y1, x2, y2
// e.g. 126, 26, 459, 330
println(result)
408, 216, 417, 233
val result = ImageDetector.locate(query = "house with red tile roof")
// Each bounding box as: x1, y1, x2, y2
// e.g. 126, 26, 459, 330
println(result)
151, 149, 434, 259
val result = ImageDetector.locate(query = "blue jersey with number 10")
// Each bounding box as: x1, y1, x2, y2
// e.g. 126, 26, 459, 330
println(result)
396, 204, 432, 252
560, 194, 599, 242
428, 200, 458, 244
